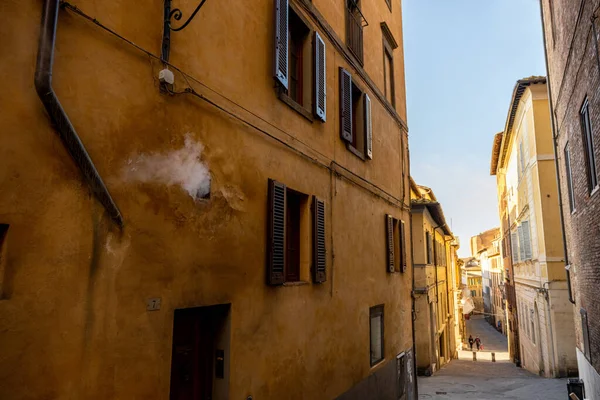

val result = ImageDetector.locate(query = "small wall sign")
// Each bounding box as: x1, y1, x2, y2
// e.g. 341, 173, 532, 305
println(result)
146, 298, 161, 311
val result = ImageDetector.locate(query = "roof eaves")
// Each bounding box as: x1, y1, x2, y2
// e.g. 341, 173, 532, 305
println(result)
497, 76, 547, 170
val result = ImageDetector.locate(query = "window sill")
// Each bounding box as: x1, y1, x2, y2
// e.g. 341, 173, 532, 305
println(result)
278, 91, 314, 122
370, 358, 385, 369
346, 143, 366, 161
283, 281, 310, 287
590, 185, 600, 197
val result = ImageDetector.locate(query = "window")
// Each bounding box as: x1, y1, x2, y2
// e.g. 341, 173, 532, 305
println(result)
548, 0, 556, 46
339, 68, 372, 159
288, 10, 309, 106
267, 179, 327, 285
581, 308, 591, 361
0, 224, 8, 299
345, 0, 366, 64
531, 310, 536, 344
286, 189, 303, 282
565, 143, 576, 212
425, 231, 433, 264
511, 232, 518, 262
273, 1, 327, 121
385, 0, 392, 12
381, 23, 398, 108
580, 98, 598, 191
370, 305, 384, 366
471, 290, 476, 297
519, 141, 526, 177
386, 215, 407, 273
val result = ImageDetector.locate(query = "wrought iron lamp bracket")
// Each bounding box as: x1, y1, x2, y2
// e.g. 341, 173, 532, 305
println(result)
161, 0, 208, 61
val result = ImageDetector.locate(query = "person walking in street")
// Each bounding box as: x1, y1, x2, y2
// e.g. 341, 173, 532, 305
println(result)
468, 335, 474, 350
475, 337, 481, 351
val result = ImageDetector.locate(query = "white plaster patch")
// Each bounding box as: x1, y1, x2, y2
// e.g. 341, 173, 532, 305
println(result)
123, 134, 211, 200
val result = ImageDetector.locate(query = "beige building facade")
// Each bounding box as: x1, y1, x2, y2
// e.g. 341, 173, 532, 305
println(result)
410, 179, 456, 376
0, 0, 415, 399
491, 77, 577, 378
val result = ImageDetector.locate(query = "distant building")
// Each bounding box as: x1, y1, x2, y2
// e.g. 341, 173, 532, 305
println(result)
490, 77, 577, 378
470, 228, 501, 326
410, 178, 457, 376
462, 257, 484, 314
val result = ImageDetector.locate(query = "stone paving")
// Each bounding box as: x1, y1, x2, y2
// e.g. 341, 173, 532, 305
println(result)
418, 316, 568, 399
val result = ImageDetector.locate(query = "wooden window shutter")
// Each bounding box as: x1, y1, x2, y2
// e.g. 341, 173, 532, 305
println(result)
339, 68, 353, 142
274, 0, 289, 89
267, 179, 286, 285
314, 32, 326, 121
364, 93, 373, 159
399, 220, 407, 273
522, 221, 532, 260
517, 225, 525, 262
386, 214, 395, 273
312, 196, 327, 283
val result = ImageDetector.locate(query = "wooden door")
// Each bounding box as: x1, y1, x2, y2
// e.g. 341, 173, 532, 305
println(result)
170, 309, 216, 400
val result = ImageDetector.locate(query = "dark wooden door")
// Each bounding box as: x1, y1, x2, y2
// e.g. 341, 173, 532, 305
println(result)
170, 309, 216, 400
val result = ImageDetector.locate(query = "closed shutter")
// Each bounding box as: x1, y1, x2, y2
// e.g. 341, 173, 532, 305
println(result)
364, 93, 373, 159
267, 179, 286, 285
386, 214, 395, 273
521, 220, 532, 260
517, 225, 525, 261
312, 196, 326, 283
399, 220, 407, 273
274, 0, 289, 89
314, 32, 326, 121
339, 68, 353, 142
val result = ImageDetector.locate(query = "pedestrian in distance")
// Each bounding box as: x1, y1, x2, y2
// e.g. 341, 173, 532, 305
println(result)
475, 337, 481, 351
468, 335, 474, 350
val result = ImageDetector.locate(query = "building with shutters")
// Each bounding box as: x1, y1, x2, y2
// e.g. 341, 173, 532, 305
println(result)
0, 0, 415, 399
410, 178, 457, 376
540, 1, 600, 396
490, 77, 577, 378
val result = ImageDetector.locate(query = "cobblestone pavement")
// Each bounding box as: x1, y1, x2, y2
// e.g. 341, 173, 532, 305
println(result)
418, 316, 567, 399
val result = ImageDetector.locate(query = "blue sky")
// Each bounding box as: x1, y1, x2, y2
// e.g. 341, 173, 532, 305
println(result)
403, 0, 546, 257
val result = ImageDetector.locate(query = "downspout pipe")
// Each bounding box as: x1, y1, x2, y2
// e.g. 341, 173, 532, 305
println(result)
35, 0, 123, 228
538, 0, 572, 303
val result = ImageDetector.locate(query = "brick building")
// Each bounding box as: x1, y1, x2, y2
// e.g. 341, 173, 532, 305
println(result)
541, 0, 600, 396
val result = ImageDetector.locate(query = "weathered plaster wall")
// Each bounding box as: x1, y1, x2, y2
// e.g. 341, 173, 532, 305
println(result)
0, 0, 413, 398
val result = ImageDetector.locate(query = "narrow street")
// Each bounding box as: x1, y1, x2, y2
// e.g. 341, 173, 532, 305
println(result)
418, 316, 568, 399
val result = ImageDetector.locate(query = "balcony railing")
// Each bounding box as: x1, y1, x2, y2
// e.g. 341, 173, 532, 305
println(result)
345, 1, 368, 64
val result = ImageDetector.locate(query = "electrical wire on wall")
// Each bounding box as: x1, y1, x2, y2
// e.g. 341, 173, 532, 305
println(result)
60, 1, 411, 212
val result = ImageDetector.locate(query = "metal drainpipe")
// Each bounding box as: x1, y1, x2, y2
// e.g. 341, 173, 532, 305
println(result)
505, 197, 521, 366
409, 210, 418, 398
538, 0, 571, 304
35, 0, 123, 227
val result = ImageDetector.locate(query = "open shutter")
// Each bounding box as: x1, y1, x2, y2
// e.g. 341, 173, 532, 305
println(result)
314, 32, 326, 121
339, 68, 353, 142
267, 179, 286, 285
386, 215, 395, 273
517, 225, 525, 262
511, 232, 518, 261
364, 93, 372, 159
312, 196, 326, 283
399, 220, 406, 273
274, 0, 289, 89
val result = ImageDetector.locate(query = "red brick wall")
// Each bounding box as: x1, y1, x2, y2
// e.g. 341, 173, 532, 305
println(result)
542, 0, 600, 374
